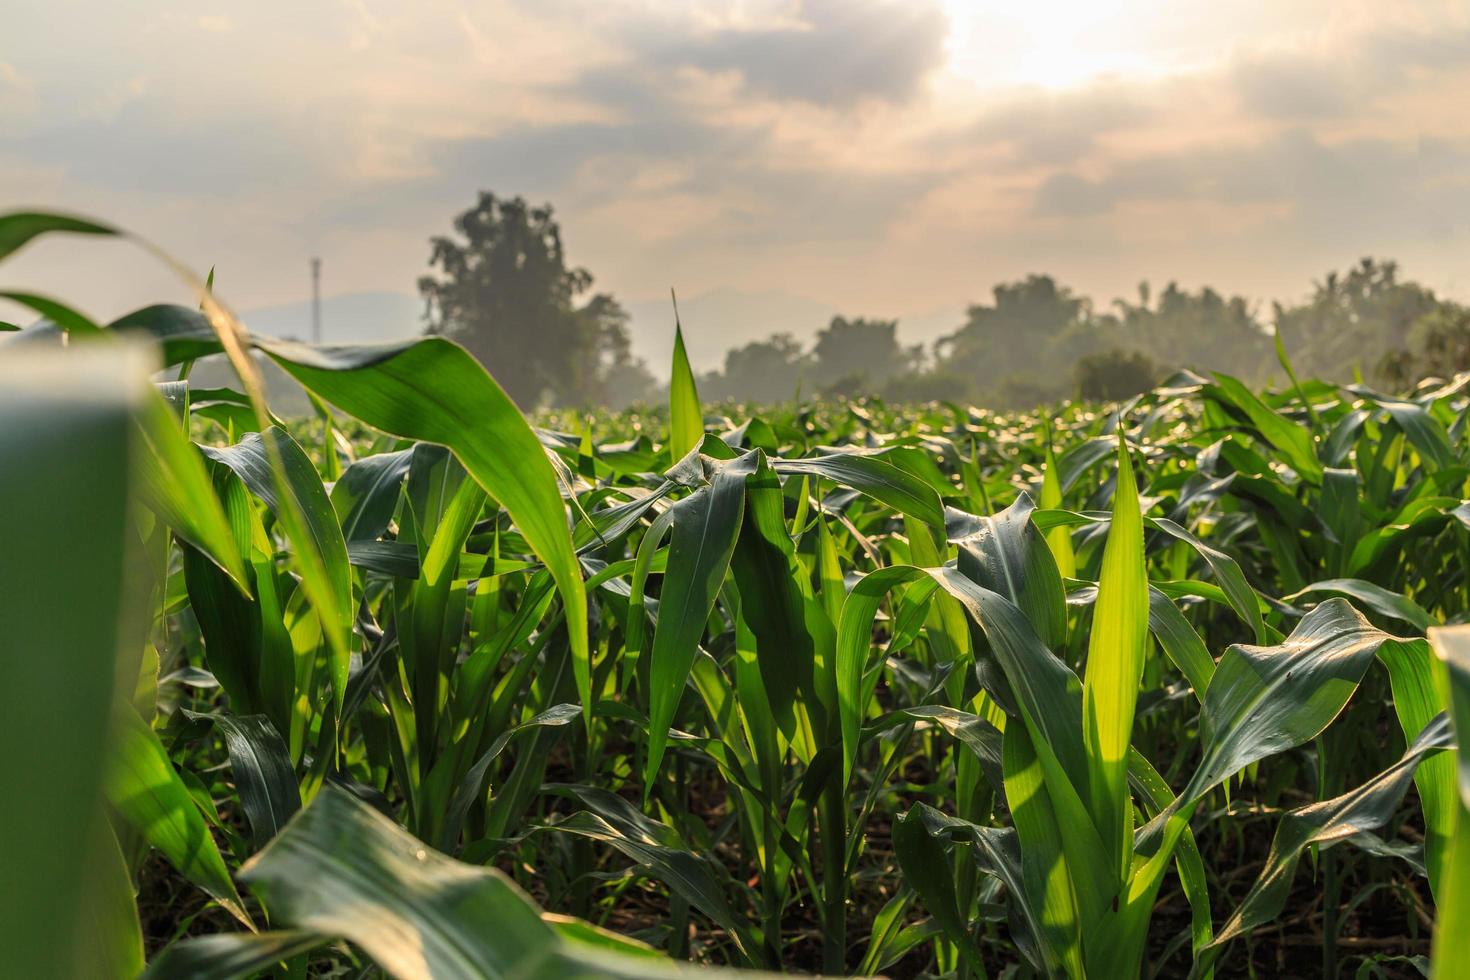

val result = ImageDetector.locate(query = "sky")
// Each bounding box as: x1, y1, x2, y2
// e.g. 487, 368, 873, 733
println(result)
3, 0, 1469, 370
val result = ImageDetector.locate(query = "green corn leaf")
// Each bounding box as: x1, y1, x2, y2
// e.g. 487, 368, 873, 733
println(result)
438, 704, 581, 850
0, 290, 104, 335
182, 711, 301, 847
922, 567, 1116, 928
1081, 437, 1150, 882
406, 471, 487, 788
235, 784, 762, 978
777, 452, 945, 527
1139, 599, 1414, 859
1102, 600, 1415, 976
1351, 390, 1455, 473
836, 565, 938, 784
104, 706, 250, 926
1286, 578, 1433, 632
331, 448, 414, 541
1206, 373, 1322, 482
947, 493, 1067, 652
202, 426, 354, 713
1127, 748, 1212, 974
1003, 725, 1085, 977
267, 339, 589, 716
728, 453, 824, 730
1039, 430, 1077, 578
643, 453, 758, 787
669, 319, 703, 460
0, 210, 115, 261
143, 931, 324, 980
1072, 583, 1215, 699
893, 805, 1048, 973
1273, 327, 1321, 435
135, 389, 251, 593
1150, 517, 1268, 644
1179, 599, 1404, 813
857, 890, 915, 976
1319, 467, 1361, 578
241, 784, 556, 976
1380, 636, 1455, 893
1146, 588, 1216, 699
1428, 626, 1470, 978
0, 345, 145, 979
543, 786, 757, 960
892, 806, 987, 974
86, 304, 589, 719
898, 705, 1004, 789
1199, 714, 1452, 972
75, 820, 146, 979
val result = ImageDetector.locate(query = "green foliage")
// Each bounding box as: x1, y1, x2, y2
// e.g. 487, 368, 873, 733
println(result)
418, 192, 656, 407
1381, 304, 1470, 388
0, 344, 146, 979
1112, 280, 1271, 381
8, 209, 1470, 979
700, 332, 810, 403
1074, 348, 1159, 401
811, 316, 919, 390
1275, 257, 1443, 383
939, 274, 1099, 396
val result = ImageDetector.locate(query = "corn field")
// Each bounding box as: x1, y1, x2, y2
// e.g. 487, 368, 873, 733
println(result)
7, 211, 1470, 979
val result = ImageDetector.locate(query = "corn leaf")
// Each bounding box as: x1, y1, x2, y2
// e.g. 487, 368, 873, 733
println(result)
669, 321, 703, 460
1081, 438, 1150, 881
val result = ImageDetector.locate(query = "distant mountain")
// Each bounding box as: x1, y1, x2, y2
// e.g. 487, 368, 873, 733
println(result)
238, 291, 423, 344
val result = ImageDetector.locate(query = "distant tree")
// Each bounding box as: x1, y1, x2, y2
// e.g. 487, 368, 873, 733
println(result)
1274, 258, 1442, 382
879, 370, 971, 404
994, 373, 1069, 410
702, 333, 811, 403
810, 316, 918, 388
937, 275, 1098, 393
1075, 349, 1159, 401
588, 296, 659, 407
1379, 304, 1470, 388
1112, 281, 1269, 381
418, 192, 648, 406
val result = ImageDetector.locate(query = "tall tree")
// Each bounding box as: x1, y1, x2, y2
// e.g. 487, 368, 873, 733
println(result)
810, 316, 918, 390
1379, 304, 1470, 388
419, 192, 647, 406
701, 333, 811, 403
1110, 281, 1270, 381
938, 274, 1107, 398
1274, 258, 1441, 382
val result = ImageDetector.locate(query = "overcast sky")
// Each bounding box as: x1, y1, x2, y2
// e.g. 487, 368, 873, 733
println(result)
3, 0, 1468, 360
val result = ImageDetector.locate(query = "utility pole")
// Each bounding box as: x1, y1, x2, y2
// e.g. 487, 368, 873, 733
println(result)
310, 257, 322, 344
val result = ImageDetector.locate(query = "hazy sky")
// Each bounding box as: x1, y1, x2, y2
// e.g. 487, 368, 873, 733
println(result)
3, 0, 1469, 359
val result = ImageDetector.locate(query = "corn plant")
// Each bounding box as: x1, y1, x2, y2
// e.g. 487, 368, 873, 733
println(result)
5, 209, 1470, 979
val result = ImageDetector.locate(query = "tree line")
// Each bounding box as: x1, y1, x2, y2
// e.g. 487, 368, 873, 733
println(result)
421, 192, 1470, 408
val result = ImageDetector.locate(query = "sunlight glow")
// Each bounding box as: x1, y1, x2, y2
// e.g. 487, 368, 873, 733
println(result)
941, 0, 1165, 90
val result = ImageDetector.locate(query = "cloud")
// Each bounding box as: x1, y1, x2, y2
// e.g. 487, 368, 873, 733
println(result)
1232, 51, 1354, 121
1032, 129, 1470, 248
935, 83, 1154, 168
12, 100, 335, 198
1231, 23, 1470, 121
639, 0, 948, 108
4, 0, 1470, 343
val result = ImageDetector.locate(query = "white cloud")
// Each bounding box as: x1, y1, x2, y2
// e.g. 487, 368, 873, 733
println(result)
1, 0, 1468, 346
